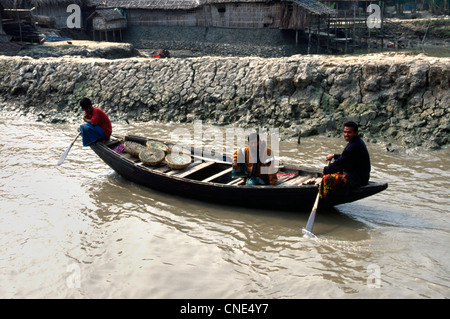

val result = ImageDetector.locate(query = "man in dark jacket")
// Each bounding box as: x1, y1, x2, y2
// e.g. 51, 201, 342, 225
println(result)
322, 121, 371, 197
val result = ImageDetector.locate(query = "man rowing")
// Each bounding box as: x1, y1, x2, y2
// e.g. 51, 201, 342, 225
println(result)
78, 97, 112, 146
321, 121, 371, 198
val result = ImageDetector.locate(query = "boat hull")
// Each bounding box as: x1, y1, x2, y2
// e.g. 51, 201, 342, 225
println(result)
90, 138, 388, 212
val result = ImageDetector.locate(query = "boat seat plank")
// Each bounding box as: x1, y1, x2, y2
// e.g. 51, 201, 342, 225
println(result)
152, 164, 171, 173
303, 177, 322, 185
202, 167, 233, 183
121, 153, 140, 162
192, 154, 231, 165
278, 175, 312, 187
226, 178, 244, 185
135, 162, 172, 173
175, 161, 216, 178
166, 161, 202, 176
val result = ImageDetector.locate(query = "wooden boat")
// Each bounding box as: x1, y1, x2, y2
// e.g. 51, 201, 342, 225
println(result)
90, 135, 388, 212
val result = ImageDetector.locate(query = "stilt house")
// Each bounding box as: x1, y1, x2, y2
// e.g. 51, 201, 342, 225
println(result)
87, 0, 333, 30
88, 8, 127, 41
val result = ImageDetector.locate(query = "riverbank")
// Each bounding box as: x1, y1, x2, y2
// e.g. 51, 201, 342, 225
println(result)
0, 51, 449, 149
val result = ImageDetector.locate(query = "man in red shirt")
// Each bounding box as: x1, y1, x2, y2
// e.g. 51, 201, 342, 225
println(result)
78, 97, 112, 146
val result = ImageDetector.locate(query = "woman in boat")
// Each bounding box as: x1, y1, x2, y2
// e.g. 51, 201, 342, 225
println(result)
78, 97, 112, 146
321, 121, 371, 198
232, 133, 278, 186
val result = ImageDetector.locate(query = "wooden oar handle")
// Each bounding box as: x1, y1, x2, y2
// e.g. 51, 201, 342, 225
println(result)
71, 131, 81, 144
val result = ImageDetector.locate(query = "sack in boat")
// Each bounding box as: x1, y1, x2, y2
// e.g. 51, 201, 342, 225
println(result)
112, 143, 126, 154
139, 148, 165, 166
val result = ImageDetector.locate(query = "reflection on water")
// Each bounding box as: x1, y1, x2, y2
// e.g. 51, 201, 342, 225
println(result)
0, 114, 449, 298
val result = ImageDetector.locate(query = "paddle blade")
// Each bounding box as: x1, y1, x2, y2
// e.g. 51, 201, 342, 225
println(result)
57, 145, 73, 165
304, 208, 317, 233
303, 184, 321, 238
57, 132, 81, 166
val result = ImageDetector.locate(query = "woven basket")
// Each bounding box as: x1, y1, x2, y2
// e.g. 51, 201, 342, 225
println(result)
139, 148, 165, 166
124, 141, 146, 157
165, 153, 192, 170
146, 140, 169, 153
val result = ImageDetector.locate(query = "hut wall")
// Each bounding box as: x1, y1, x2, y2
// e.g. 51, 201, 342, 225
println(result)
92, 17, 126, 31
206, 3, 280, 28
127, 9, 199, 27
279, 3, 310, 30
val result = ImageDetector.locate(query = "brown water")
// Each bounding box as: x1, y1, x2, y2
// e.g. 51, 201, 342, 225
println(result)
0, 112, 449, 299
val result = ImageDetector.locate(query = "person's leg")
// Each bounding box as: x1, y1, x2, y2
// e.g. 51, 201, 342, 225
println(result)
245, 177, 267, 185
320, 173, 347, 198
79, 123, 107, 146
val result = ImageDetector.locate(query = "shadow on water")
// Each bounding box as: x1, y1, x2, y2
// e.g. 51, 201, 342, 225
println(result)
335, 200, 441, 233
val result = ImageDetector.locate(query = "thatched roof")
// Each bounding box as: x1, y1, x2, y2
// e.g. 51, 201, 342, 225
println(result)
291, 0, 334, 15
206, 1, 334, 15
86, 1, 333, 14
0, 0, 333, 15
86, 0, 203, 10
90, 8, 126, 21
0, 0, 81, 9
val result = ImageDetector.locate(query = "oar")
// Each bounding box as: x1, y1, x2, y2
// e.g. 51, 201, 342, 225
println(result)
302, 178, 323, 239
302, 160, 330, 238
57, 132, 81, 165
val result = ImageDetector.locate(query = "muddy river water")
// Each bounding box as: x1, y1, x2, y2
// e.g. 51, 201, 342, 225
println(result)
0, 112, 448, 299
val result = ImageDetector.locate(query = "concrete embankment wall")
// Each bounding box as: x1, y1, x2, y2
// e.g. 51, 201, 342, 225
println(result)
0, 53, 448, 149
